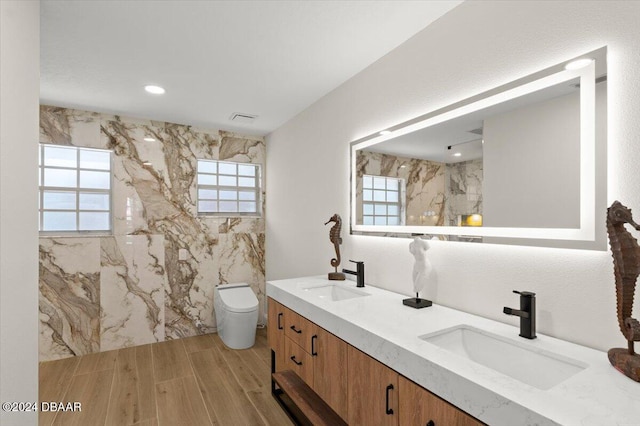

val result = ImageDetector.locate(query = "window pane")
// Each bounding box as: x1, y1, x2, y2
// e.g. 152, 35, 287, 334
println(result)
219, 201, 237, 212
363, 203, 374, 215
43, 191, 76, 210
363, 176, 372, 189
363, 190, 373, 201
197, 160, 217, 174
373, 177, 386, 189
373, 190, 385, 202
198, 189, 217, 200
363, 216, 374, 225
388, 205, 399, 216
43, 212, 76, 231
80, 149, 110, 170
238, 191, 255, 201
218, 162, 236, 175
44, 145, 77, 168
199, 201, 217, 212
79, 212, 110, 231
79, 193, 109, 210
387, 191, 398, 202
239, 202, 256, 213
238, 164, 255, 177
374, 204, 387, 215
238, 177, 255, 187
387, 179, 399, 191
219, 190, 237, 200
44, 168, 77, 188
198, 174, 216, 185
80, 171, 110, 189
219, 175, 237, 186
374, 216, 387, 226
388, 217, 399, 226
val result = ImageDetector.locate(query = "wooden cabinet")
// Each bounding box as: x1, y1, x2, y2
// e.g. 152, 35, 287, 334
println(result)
311, 324, 349, 420
284, 335, 314, 385
284, 308, 314, 353
399, 376, 483, 426
268, 298, 481, 425
267, 298, 286, 372
348, 345, 399, 426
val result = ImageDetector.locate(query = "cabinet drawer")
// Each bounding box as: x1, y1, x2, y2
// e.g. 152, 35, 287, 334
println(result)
284, 308, 313, 353
284, 337, 314, 387
398, 376, 483, 426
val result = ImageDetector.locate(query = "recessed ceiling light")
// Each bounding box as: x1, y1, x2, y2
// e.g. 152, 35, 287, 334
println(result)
453, 152, 462, 157
564, 58, 593, 71
143, 137, 156, 142
144, 85, 165, 95
379, 130, 392, 135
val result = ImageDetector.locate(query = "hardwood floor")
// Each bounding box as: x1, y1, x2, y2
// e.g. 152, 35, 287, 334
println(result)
38, 328, 292, 426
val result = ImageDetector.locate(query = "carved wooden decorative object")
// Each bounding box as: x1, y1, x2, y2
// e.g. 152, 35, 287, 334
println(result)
606, 201, 640, 382
325, 214, 345, 280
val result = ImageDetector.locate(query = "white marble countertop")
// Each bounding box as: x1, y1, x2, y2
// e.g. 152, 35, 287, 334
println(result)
267, 276, 640, 426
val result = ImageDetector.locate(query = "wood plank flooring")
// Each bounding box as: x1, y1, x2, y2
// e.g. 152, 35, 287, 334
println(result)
38, 328, 292, 426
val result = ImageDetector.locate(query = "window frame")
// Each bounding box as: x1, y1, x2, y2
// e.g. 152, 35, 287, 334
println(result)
361, 174, 405, 226
38, 143, 114, 236
196, 159, 262, 217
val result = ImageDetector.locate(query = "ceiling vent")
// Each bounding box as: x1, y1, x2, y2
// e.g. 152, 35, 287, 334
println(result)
229, 112, 258, 124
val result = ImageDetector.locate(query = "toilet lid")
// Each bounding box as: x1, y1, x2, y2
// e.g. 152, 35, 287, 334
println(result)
217, 283, 259, 313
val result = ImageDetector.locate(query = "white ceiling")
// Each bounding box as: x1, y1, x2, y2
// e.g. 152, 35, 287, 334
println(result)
40, 1, 461, 136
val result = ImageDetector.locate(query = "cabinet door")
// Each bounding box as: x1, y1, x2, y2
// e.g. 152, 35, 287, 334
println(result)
312, 324, 349, 420
398, 376, 483, 426
284, 307, 314, 352
284, 337, 314, 386
267, 297, 286, 372
348, 346, 398, 426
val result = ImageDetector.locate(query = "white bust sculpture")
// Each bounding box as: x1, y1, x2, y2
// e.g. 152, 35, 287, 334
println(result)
409, 237, 432, 295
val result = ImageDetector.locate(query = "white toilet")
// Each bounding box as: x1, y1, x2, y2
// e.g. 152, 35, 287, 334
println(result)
214, 283, 259, 349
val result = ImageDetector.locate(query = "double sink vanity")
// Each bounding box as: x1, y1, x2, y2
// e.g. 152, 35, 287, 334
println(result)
267, 276, 640, 425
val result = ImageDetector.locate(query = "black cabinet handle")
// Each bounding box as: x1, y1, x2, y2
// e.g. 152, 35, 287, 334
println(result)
290, 325, 302, 334
311, 335, 318, 356
385, 384, 394, 415
427, 421, 435, 426
277, 313, 283, 330
290, 355, 303, 366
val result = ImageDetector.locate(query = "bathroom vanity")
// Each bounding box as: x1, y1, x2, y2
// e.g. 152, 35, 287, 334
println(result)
267, 276, 640, 425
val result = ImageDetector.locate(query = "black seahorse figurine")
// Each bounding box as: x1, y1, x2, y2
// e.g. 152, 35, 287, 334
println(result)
606, 201, 640, 382
325, 214, 345, 280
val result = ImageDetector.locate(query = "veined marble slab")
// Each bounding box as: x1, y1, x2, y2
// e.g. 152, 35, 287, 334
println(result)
267, 276, 640, 426
39, 238, 101, 361
38, 105, 266, 358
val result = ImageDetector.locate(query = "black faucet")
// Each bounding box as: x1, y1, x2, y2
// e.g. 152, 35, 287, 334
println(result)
503, 290, 536, 339
342, 260, 365, 288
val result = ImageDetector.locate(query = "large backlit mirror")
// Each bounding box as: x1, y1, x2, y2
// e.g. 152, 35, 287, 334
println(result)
350, 47, 607, 250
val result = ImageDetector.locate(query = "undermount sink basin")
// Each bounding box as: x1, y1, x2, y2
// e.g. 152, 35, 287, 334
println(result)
302, 284, 370, 301
419, 325, 587, 390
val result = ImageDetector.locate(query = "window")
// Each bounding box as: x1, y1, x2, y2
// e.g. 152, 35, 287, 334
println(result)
362, 175, 404, 226
197, 159, 261, 216
39, 144, 112, 233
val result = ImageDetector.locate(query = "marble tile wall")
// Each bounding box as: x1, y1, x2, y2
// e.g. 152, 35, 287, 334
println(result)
445, 159, 483, 225
355, 151, 483, 228
38, 106, 266, 361
356, 151, 446, 226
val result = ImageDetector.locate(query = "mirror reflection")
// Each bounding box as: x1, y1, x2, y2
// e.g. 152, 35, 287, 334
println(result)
350, 47, 607, 249
355, 77, 595, 229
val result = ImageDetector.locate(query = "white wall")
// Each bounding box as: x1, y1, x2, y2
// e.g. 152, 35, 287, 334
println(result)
266, 0, 640, 352
0, 1, 40, 425
483, 91, 580, 228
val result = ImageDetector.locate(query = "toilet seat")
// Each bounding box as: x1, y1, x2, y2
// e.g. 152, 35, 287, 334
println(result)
216, 283, 258, 313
